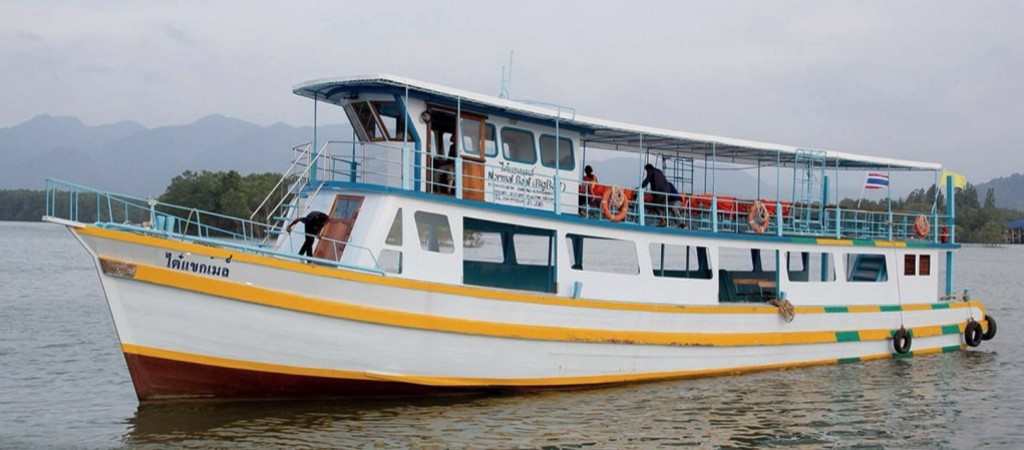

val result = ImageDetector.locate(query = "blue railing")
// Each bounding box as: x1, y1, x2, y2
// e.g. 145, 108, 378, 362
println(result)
296, 141, 955, 243
43, 178, 384, 274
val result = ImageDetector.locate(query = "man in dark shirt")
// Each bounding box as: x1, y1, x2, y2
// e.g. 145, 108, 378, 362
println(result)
641, 163, 673, 226
287, 211, 329, 257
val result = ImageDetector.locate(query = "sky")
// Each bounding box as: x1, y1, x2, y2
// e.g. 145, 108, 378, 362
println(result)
1, 1, 1021, 182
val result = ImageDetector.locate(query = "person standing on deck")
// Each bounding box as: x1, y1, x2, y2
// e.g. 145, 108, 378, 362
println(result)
642, 163, 672, 226
578, 165, 599, 217
286, 211, 330, 257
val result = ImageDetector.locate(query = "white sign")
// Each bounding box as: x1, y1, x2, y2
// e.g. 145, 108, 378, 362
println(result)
485, 161, 567, 211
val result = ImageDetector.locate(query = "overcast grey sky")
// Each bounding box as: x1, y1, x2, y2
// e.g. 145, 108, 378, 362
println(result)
2, 1, 1021, 181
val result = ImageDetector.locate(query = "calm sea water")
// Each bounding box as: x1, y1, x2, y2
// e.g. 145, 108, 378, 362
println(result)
1, 222, 1021, 449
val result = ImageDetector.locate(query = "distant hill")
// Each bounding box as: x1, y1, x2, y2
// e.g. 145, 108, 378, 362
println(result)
0, 114, 350, 196
975, 173, 1024, 211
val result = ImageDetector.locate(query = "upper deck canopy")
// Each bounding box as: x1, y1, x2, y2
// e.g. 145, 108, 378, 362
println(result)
294, 74, 941, 171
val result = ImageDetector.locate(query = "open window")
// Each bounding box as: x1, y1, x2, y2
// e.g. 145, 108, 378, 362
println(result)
565, 234, 639, 274
463, 217, 555, 292
423, 107, 487, 200
787, 251, 836, 282
314, 195, 363, 261
846, 253, 888, 282
650, 243, 711, 279
718, 247, 777, 303
346, 101, 407, 142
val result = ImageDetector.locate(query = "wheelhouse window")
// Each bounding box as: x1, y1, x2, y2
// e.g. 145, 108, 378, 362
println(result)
566, 234, 639, 274
501, 127, 537, 164
460, 116, 484, 159
919, 254, 931, 275
484, 123, 498, 157
540, 135, 575, 170
380, 209, 403, 274
650, 243, 711, 279
348, 101, 406, 142
414, 211, 454, 253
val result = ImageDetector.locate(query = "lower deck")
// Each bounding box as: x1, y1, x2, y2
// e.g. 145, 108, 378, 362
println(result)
280, 183, 953, 307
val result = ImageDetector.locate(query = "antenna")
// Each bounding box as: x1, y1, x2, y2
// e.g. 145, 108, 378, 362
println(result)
499, 50, 514, 99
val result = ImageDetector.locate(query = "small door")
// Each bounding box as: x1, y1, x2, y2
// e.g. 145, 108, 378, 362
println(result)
314, 195, 363, 261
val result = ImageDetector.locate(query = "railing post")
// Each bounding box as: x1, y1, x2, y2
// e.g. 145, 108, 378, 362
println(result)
554, 111, 561, 215
945, 174, 955, 296
638, 188, 645, 226
835, 205, 841, 238
455, 96, 463, 200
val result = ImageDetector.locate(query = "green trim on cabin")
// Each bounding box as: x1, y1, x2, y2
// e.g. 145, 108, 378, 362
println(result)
790, 237, 818, 245
880, 305, 902, 312
835, 331, 861, 342
852, 239, 875, 246
931, 303, 951, 310
825, 306, 850, 313
906, 240, 935, 248
941, 324, 961, 335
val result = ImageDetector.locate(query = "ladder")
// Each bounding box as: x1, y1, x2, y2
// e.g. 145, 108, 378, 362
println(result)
790, 149, 827, 234
662, 154, 695, 195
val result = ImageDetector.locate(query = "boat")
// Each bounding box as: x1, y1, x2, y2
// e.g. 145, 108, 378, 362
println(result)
43, 74, 997, 401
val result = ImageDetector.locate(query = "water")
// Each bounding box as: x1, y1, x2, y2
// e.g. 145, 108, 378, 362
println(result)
1, 222, 1021, 449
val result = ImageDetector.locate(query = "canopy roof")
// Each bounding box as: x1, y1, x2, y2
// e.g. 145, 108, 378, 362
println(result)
294, 74, 941, 171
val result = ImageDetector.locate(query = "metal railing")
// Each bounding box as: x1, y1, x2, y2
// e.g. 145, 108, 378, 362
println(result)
290, 142, 955, 243
44, 178, 384, 274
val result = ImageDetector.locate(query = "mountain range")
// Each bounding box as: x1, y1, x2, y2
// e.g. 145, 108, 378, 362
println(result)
0, 114, 350, 196
3, 114, 1022, 210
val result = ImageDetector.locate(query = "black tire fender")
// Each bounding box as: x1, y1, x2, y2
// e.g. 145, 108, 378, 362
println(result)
892, 327, 912, 354
964, 320, 983, 347
982, 315, 997, 341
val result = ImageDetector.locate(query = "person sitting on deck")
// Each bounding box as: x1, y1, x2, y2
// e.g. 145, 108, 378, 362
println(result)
286, 211, 330, 257
578, 165, 599, 217
642, 163, 673, 226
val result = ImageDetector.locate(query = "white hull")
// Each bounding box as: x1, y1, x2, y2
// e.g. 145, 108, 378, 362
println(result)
70, 225, 987, 401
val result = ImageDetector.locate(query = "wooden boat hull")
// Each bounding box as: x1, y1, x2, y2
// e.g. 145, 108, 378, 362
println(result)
69, 225, 987, 402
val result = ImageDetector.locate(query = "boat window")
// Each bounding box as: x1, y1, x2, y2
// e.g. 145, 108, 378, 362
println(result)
484, 124, 497, 157
514, 234, 552, 266
379, 249, 402, 274
718, 247, 778, 303
501, 127, 537, 164
385, 208, 402, 246
565, 234, 639, 274
787, 252, 836, 282
539, 135, 575, 170
463, 218, 556, 293
919, 254, 931, 275
372, 101, 407, 141
904, 254, 916, 276
414, 211, 454, 253
464, 230, 504, 263
649, 243, 711, 279
348, 101, 406, 142
460, 116, 483, 159
350, 102, 386, 141
846, 253, 888, 282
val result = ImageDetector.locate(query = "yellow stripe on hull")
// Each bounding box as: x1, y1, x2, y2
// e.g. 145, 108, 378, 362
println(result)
77, 225, 984, 317
106, 257, 972, 348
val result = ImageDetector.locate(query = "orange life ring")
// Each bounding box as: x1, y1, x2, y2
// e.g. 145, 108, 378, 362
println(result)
913, 215, 930, 238
748, 200, 771, 234
601, 187, 631, 222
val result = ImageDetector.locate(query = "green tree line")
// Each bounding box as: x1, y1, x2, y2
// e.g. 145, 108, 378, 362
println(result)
0, 171, 1018, 243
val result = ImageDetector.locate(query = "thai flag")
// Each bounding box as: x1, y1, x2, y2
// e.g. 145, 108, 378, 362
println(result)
864, 172, 889, 190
